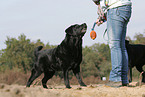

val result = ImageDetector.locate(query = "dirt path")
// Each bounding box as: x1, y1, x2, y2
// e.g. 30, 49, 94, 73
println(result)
0, 82, 145, 97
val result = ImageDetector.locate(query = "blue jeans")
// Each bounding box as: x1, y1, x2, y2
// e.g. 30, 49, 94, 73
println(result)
107, 5, 132, 84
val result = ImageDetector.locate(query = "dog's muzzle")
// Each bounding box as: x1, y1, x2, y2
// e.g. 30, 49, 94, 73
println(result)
81, 23, 87, 33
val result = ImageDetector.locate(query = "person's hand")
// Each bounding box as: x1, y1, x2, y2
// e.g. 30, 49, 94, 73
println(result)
96, 18, 103, 26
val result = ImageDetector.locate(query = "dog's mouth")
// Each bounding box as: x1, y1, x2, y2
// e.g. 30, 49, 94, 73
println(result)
81, 23, 87, 33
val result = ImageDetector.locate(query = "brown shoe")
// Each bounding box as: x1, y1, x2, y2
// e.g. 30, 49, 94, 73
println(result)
122, 83, 136, 87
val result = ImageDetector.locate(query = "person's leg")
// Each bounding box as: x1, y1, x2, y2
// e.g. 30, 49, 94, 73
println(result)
121, 22, 129, 85
107, 17, 123, 82
107, 6, 131, 83
117, 5, 132, 85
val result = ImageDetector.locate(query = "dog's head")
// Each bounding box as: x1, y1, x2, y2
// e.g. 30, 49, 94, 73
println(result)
65, 23, 87, 37
64, 23, 87, 46
125, 40, 129, 47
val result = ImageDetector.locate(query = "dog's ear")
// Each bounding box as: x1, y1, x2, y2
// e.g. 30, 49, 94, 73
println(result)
65, 26, 73, 33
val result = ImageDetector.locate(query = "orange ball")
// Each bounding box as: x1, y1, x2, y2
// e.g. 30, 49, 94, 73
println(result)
90, 30, 97, 40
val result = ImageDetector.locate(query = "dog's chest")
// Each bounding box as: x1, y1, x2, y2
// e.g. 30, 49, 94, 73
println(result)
54, 53, 81, 70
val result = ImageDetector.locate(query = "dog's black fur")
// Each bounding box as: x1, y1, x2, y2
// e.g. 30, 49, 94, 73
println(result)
125, 40, 145, 82
26, 23, 87, 88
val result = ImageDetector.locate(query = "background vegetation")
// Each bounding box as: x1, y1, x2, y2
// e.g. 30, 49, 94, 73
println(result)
0, 31, 145, 85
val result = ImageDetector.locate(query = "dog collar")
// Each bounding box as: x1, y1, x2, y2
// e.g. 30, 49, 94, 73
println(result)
67, 33, 82, 37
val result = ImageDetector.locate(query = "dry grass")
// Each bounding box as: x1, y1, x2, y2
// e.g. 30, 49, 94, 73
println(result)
0, 70, 141, 87
0, 71, 27, 85
0, 70, 106, 86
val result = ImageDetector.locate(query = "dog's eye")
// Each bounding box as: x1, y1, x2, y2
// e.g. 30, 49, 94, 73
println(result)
73, 28, 77, 32
74, 25, 79, 28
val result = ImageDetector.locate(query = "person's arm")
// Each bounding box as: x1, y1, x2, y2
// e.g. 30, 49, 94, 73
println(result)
93, 0, 105, 26
96, 18, 103, 26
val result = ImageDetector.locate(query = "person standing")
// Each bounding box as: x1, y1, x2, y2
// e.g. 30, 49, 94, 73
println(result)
92, 0, 132, 87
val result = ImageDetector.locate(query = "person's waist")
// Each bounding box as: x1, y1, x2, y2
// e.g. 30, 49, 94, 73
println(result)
108, 1, 132, 9
107, 0, 131, 5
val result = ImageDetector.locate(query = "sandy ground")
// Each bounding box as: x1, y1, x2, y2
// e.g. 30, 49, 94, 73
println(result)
0, 82, 145, 97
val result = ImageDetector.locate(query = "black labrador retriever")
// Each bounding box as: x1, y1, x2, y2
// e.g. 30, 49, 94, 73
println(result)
26, 23, 87, 88
125, 40, 145, 83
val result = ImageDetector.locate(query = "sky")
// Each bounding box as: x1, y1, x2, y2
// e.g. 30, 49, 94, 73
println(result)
0, 0, 145, 50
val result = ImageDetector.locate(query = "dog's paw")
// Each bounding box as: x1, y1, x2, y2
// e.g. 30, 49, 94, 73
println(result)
66, 86, 72, 89
43, 85, 48, 89
80, 82, 87, 87
26, 84, 30, 88
80, 83, 87, 87
81, 85, 87, 87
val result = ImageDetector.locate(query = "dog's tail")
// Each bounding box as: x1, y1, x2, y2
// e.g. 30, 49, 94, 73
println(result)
34, 46, 43, 57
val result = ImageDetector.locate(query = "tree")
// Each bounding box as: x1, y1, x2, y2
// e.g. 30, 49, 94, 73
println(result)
1, 31, 145, 79
81, 43, 111, 78
134, 33, 145, 44
81, 46, 99, 77
0, 34, 44, 73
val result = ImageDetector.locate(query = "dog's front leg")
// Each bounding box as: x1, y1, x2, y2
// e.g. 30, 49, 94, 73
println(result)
142, 72, 145, 83
73, 66, 87, 87
63, 70, 71, 89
